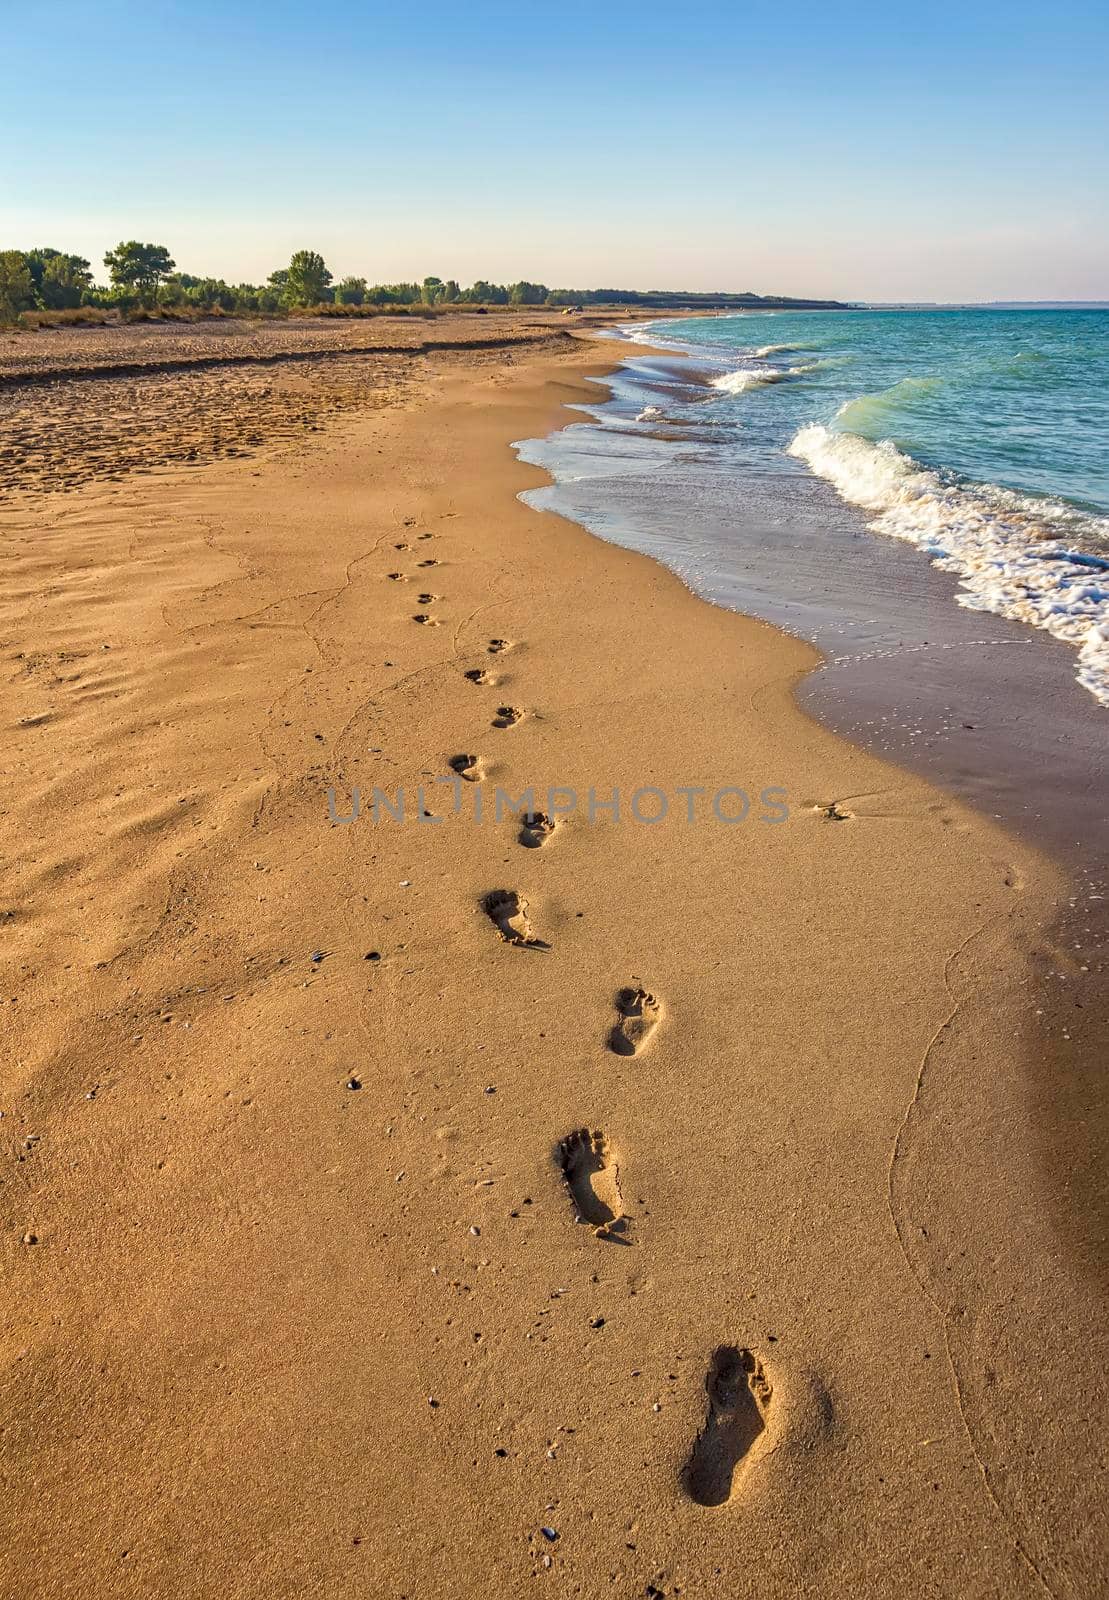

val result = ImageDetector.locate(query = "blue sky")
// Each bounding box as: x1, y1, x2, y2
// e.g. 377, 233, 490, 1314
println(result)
4, 0, 1107, 300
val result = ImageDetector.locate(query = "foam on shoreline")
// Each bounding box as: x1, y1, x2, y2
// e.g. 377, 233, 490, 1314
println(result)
788, 422, 1109, 705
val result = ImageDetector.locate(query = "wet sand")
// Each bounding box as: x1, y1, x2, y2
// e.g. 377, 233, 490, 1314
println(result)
1, 320, 1104, 1598
520, 345, 1108, 868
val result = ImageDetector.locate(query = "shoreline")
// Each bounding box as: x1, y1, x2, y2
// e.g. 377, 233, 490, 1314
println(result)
524, 326, 1108, 869
539, 325, 1109, 1277
534, 325, 1109, 1291
1, 325, 1103, 1597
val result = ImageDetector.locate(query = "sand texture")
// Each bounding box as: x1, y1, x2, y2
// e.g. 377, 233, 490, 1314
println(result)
1, 323, 1104, 1598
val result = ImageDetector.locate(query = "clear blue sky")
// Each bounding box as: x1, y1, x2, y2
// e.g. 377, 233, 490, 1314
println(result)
5, 0, 1107, 301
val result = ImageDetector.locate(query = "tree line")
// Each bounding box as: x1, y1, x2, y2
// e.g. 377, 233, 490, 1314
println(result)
0, 240, 848, 323
0, 242, 583, 321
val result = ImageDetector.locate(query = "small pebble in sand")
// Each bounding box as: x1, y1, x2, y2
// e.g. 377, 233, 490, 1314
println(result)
540, 1527, 558, 1542
470, 1226, 481, 1236
346, 1077, 362, 1091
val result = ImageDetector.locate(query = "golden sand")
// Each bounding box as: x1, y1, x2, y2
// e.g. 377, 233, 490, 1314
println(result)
1, 319, 1102, 1597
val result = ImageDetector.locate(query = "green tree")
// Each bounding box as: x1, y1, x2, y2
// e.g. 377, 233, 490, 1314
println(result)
334, 276, 367, 306
158, 276, 188, 307
181, 277, 237, 311
103, 240, 175, 305
284, 250, 332, 307
24, 248, 93, 310
468, 280, 508, 305
0, 251, 34, 321
509, 280, 547, 306
40, 252, 93, 308
421, 275, 444, 305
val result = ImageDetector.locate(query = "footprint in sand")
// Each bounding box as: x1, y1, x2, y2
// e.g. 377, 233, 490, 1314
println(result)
811, 800, 852, 822
464, 668, 490, 686
417, 592, 439, 605
417, 558, 439, 568
449, 753, 484, 782
491, 705, 523, 729
386, 571, 407, 581
684, 1347, 773, 1507
556, 1128, 625, 1234
482, 889, 546, 948
609, 987, 662, 1056
487, 638, 513, 655
518, 810, 555, 849
412, 613, 439, 626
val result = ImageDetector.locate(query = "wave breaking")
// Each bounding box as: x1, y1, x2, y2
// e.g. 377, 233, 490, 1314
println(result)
788, 423, 1109, 706
711, 362, 818, 394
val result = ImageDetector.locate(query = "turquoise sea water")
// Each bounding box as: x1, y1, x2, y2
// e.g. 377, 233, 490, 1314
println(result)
576, 307, 1100, 707
648, 307, 1109, 510
610, 308, 1109, 704
517, 306, 1108, 860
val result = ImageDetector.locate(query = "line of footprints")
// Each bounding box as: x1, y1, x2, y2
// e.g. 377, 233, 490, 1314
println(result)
391, 533, 772, 1506
553, 1009, 772, 1509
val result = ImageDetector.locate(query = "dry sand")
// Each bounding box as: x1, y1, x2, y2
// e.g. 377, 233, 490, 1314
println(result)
0, 310, 627, 496
1, 319, 1104, 1597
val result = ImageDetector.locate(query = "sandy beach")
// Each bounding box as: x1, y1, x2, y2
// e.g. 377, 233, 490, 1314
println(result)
1, 316, 1104, 1597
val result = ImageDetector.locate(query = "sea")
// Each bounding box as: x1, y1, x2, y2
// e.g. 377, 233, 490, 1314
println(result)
517, 307, 1108, 865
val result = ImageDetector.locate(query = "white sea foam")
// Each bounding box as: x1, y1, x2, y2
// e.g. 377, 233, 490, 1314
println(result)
711, 363, 815, 394
635, 404, 665, 421
754, 343, 803, 358
788, 423, 1109, 706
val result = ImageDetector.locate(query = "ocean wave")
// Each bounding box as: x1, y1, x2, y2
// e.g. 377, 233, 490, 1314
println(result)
788, 423, 1109, 706
613, 321, 697, 354
754, 343, 804, 358
636, 404, 665, 421
835, 375, 945, 435
711, 363, 819, 394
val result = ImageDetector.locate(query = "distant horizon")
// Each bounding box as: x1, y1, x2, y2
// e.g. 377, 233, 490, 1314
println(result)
862, 300, 1109, 309
5, 234, 1109, 312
